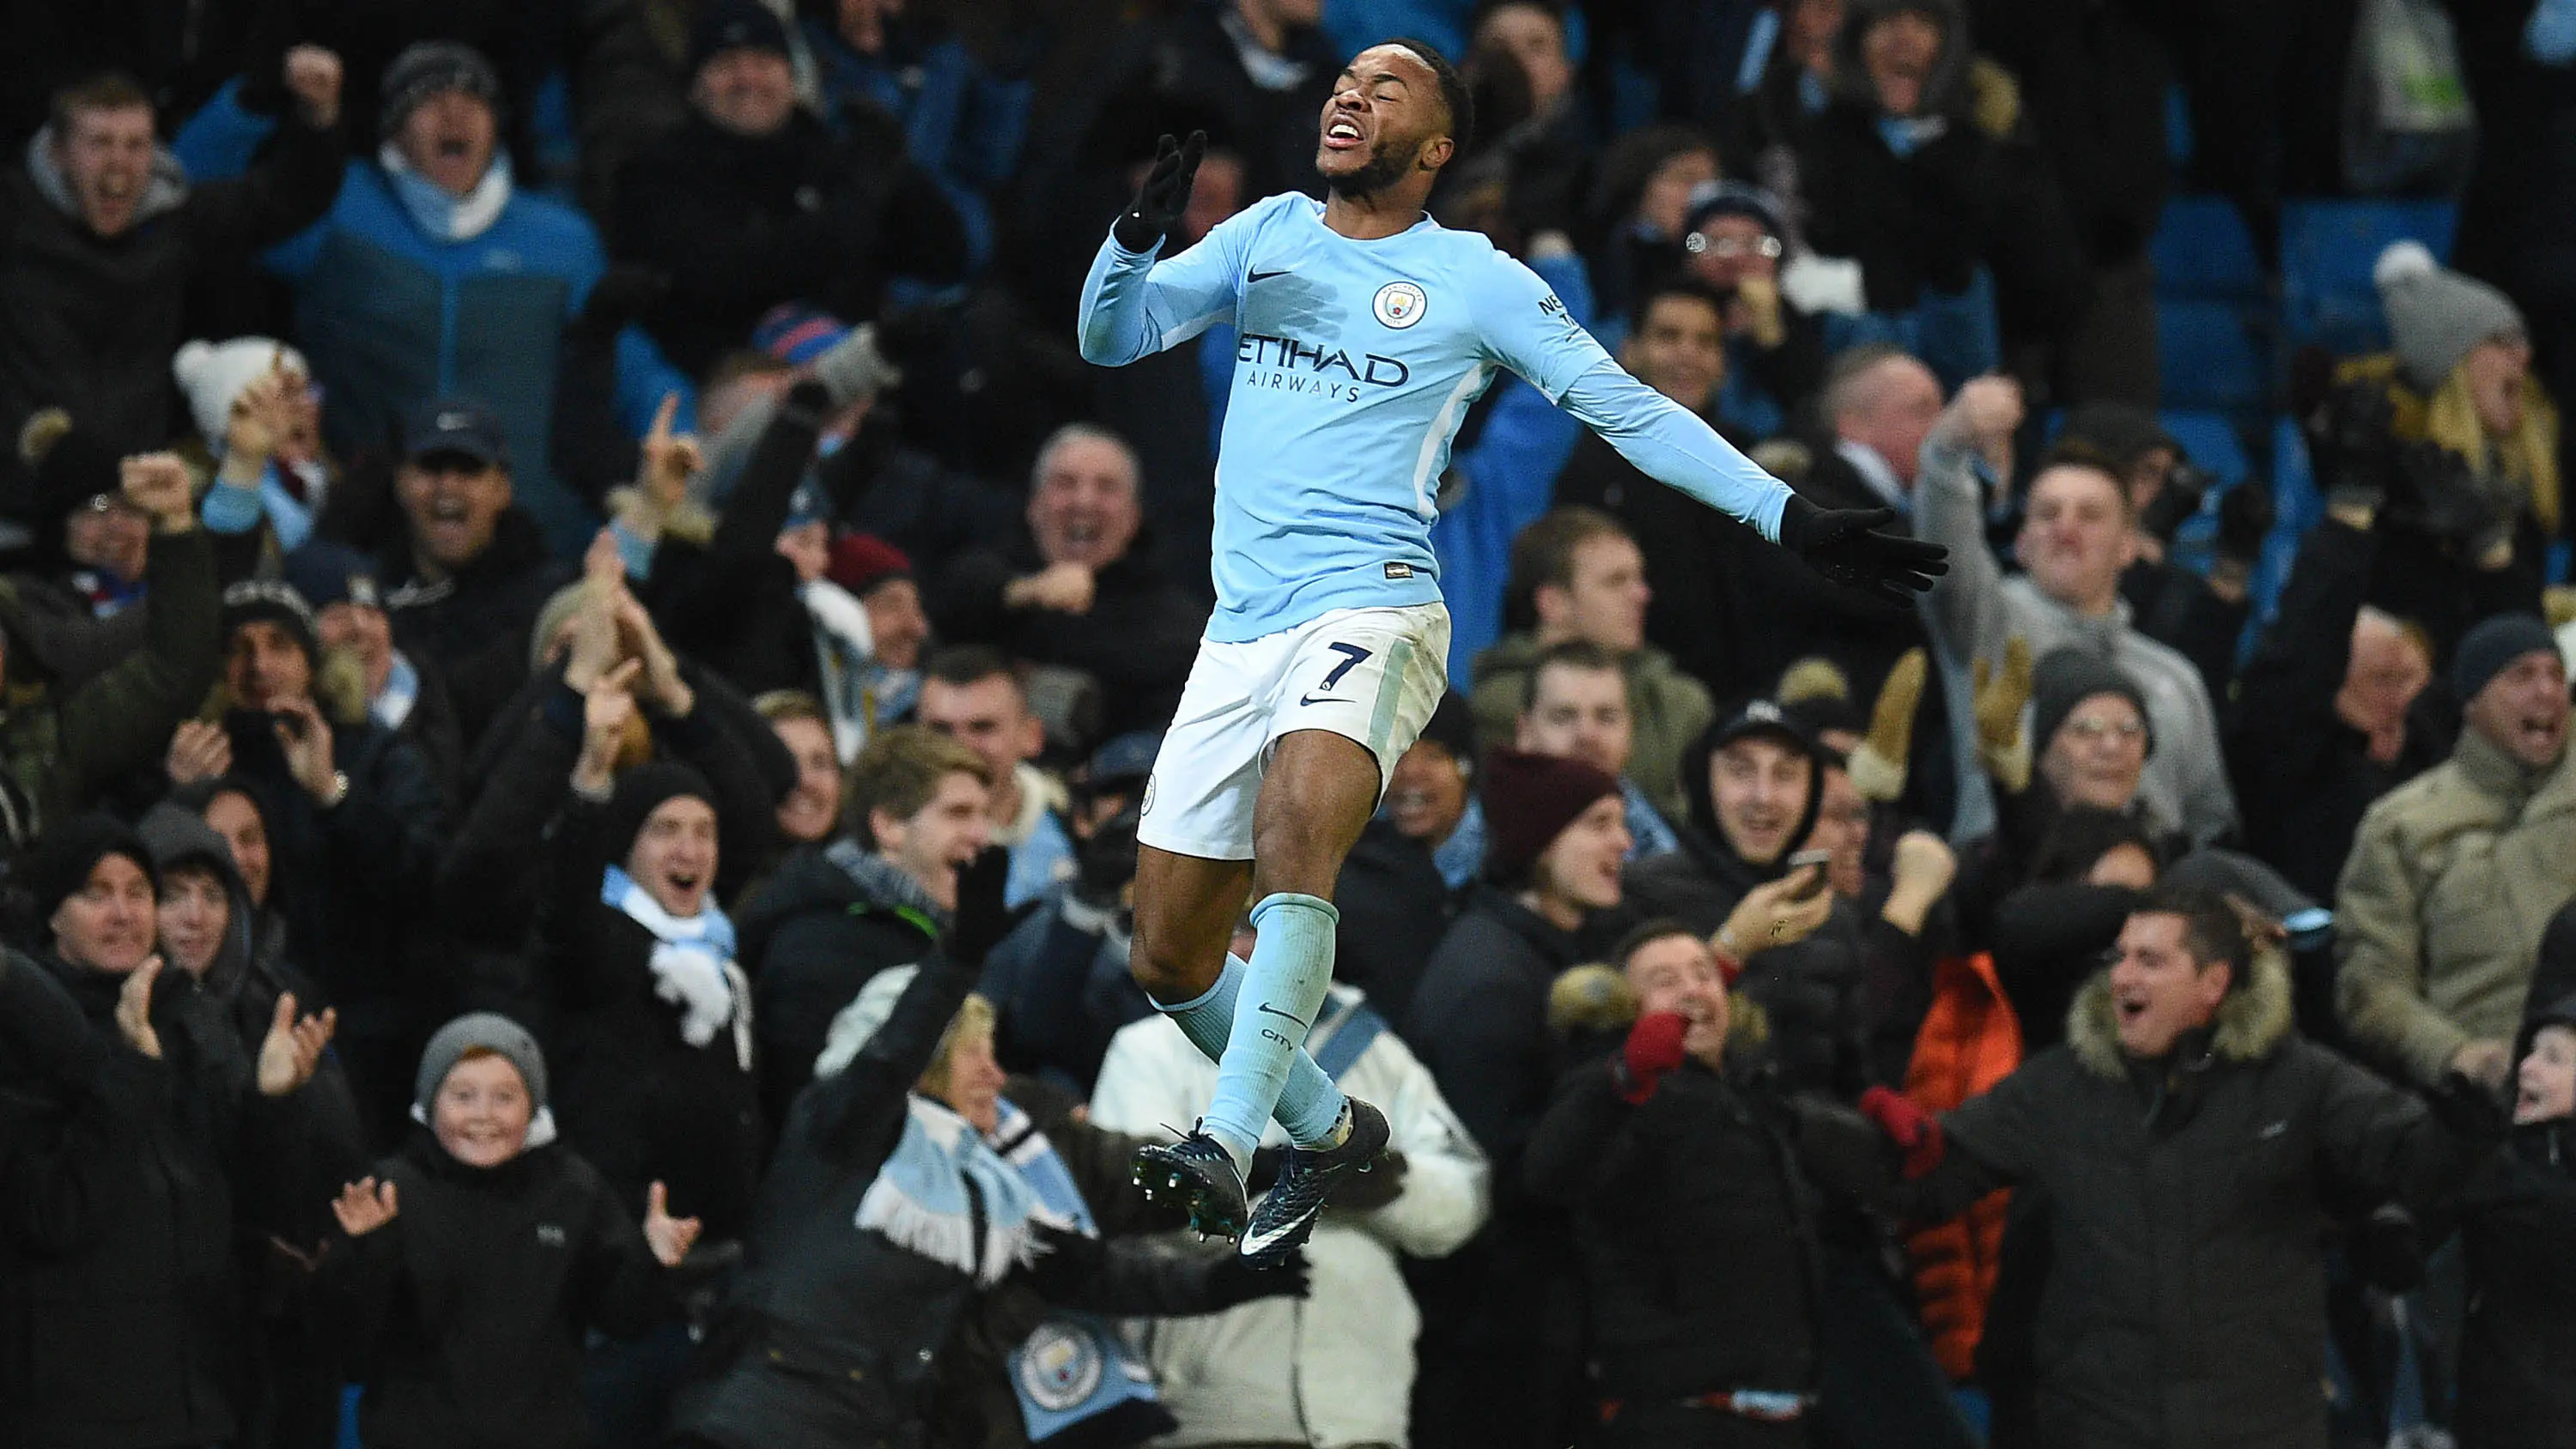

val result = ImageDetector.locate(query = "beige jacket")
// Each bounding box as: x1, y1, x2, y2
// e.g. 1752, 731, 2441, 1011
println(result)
2334, 727, 2576, 1084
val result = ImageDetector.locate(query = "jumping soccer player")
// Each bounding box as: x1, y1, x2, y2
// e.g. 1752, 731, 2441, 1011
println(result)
1078, 39, 1945, 1264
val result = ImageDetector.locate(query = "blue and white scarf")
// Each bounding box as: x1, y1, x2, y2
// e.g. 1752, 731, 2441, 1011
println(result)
379, 142, 513, 242
602, 864, 752, 1069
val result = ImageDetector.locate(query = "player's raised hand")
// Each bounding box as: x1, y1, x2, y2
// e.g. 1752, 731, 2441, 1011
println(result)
1778, 496, 1948, 606
1115, 131, 1207, 253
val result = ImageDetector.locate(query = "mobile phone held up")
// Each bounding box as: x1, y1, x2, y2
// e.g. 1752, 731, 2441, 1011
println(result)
1784, 848, 1833, 900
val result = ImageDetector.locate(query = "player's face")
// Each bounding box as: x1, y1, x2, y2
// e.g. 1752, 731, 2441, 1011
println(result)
1534, 793, 1630, 912
1710, 735, 1811, 867
2016, 465, 2136, 610
1517, 663, 1632, 778
1629, 294, 1726, 412
1317, 45, 1451, 196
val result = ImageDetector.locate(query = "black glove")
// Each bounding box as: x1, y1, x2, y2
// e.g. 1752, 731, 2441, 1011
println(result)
2424, 1068, 2512, 1142
1198, 1246, 1312, 1306
2348, 1203, 2426, 1294
946, 846, 1014, 968
2215, 480, 2274, 564
2317, 384, 2398, 513
1779, 495, 1949, 606
1114, 131, 1206, 253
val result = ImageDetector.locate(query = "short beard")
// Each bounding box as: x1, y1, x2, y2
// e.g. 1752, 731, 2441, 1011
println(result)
1327, 140, 1418, 203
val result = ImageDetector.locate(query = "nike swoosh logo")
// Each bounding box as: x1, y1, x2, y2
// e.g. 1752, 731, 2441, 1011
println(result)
1241, 1219, 1303, 1254
1257, 1003, 1310, 1028
1298, 693, 1350, 706
1248, 268, 1294, 283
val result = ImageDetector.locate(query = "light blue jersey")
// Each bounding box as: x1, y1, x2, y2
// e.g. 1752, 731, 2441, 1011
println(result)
1079, 191, 1793, 643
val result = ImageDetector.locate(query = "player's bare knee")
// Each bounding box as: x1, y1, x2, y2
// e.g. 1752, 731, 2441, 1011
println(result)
1128, 930, 1210, 1004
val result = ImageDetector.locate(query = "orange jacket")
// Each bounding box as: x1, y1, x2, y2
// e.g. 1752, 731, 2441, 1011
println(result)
1900, 951, 2022, 1380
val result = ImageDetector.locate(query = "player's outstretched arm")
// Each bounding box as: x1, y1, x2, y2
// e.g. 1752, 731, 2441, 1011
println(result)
1076, 131, 1242, 367
1777, 495, 1949, 607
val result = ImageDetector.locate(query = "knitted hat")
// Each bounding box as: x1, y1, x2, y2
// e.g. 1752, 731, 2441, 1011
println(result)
414, 1011, 550, 1117
690, 0, 793, 75
2452, 612, 2559, 704
2031, 648, 2154, 758
602, 760, 718, 862
19, 410, 125, 531
22, 813, 157, 930
280, 540, 383, 614
828, 532, 914, 597
2377, 242, 2526, 394
754, 303, 854, 367
220, 579, 320, 666
380, 41, 503, 141
1479, 746, 1621, 885
171, 338, 307, 450
1683, 179, 1787, 242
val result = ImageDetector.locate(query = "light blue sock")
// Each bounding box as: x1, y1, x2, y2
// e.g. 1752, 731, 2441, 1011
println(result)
1199, 894, 1350, 1164
1152, 954, 1347, 1151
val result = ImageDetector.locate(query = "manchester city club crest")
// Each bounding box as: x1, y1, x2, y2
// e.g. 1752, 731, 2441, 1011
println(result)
1017, 1321, 1105, 1411
1373, 280, 1427, 329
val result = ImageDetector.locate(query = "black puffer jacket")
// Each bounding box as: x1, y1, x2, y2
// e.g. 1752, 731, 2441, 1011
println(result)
377, 506, 574, 753
0, 950, 311, 1449
2444, 993, 2576, 1449
1526, 1050, 1824, 1406
315, 1132, 679, 1449
930, 532, 1207, 740
737, 842, 950, 1125
1862, 952, 2494, 1449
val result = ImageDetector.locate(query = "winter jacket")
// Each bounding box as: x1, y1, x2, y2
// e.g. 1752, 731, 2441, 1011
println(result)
1917, 437, 2239, 845
2228, 516, 2446, 904
1526, 1045, 1826, 1411
1469, 632, 1715, 826
1091, 987, 1490, 1447
539, 785, 765, 1242
2445, 1112, 2576, 1449
1332, 816, 1461, 1036
173, 90, 693, 558
1845, 951, 2492, 1449
645, 389, 830, 708
615, 109, 967, 377
669, 949, 1245, 1449
931, 532, 1208, 741
0, 949, 312, 1449
0, 526, 217, 846
2334, 727, 2576, 1086
1409, 888, 1601, 1184
1897, 950, 2020, 1381
316, 1133, 681, 1449
0, 112, 340, 452
978, 889, 1150, 1095
378, 506, 574, 753
737, 842, 951, 1123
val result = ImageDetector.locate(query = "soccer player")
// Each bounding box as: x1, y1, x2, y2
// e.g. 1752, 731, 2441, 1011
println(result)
1078, 39, 1945, 1264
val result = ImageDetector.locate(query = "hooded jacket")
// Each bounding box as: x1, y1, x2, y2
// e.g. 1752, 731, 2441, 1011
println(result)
1856, 951, 2492, 1449
738, 841, 952, 1125
0, 113, 342, 453
1916, 437, 2239, 845
2442, 995, 2576, 1449
2335, 725, 2576, 1086
1467, 632, 1716, 826
0, 526, 218, 848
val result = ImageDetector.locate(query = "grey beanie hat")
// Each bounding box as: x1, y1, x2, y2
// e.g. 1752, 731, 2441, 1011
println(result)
2377, 241, 2525, 394
414, 1012, 550, 1116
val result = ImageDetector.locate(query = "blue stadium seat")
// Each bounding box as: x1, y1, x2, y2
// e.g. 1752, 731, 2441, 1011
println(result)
2158, 300, 2269, 410
2151, 195, 2263, 302
2249, 415, 2316, 623
2280, 198, 2459, 354
2159, 409, 2252, 487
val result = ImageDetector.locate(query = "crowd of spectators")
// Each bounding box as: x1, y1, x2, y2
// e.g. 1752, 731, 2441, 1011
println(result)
3, 1, 2576, 1447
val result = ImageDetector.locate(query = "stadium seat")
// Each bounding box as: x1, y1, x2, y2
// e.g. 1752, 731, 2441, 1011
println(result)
2158, 300, 2269, 410
2279, 198, 2458, 353
2150, 195, 2264, 302
2159, 409, 2254, 488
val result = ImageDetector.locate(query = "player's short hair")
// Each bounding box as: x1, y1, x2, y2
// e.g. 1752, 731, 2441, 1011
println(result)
2032, 438, 2135, 518
1820, 343, 1918, 424
1030, 422, 1139, 496
845, 724, 991, 846
1522, 638, 1625, 714
51, 71, 151, 136
1630, 276, 1729, 336
1386, 36, 1474, 158
2130, 882, 2251, 990
1506, 506, 1634, 619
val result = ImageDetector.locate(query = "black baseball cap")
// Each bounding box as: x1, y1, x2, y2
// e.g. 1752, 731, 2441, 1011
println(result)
402, 397, 509, 470
1709, 696, 1819, 755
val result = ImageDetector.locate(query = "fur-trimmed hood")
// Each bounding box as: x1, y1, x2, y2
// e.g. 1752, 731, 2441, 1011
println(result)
2067, 944, 2296, 1081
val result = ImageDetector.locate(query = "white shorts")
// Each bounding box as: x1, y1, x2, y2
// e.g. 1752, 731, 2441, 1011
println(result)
1138, 603, 1453, 862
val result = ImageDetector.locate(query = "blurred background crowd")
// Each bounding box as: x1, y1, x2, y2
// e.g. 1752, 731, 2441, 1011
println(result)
3, 0, 2576, 1446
